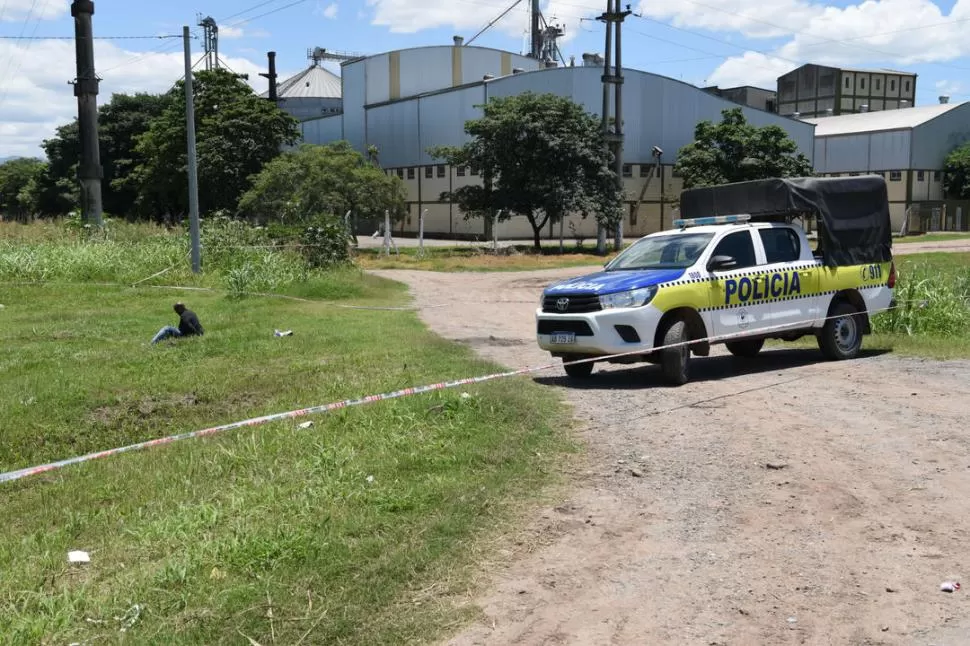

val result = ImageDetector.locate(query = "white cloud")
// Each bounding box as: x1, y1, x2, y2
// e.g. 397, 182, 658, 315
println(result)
936, 79, 966, 98
0, 0, 68, 22
365, 0, 582, 44
692, 0, 970, 88
318, 2, 339, 19
0, 39, 269, 158
220, 25, 245, 39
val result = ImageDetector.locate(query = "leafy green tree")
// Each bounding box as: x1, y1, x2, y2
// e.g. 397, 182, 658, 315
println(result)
429, 92, 621, 250
35, 92, 172, 218
0, 157, 45, 221
129, 68, 300, 220
942, 142, 970, 198
674, 107, 814, 189
237, 141, 407, 224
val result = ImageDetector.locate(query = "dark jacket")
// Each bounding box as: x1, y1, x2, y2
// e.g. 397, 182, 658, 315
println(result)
178, 309, 204, 337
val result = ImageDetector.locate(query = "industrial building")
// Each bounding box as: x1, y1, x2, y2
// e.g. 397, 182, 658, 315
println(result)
297, 41, 815, 239
702, 85, 777, 113
803, 100, 970, 229
777, 63, 917, 118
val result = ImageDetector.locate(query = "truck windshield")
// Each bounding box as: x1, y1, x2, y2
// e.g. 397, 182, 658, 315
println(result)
605, 232, 715, 271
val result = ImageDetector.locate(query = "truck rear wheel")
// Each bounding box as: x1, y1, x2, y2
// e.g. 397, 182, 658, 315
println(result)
726, 339, 764, 358
659, 319, 690, 385
818, 302, 863, 360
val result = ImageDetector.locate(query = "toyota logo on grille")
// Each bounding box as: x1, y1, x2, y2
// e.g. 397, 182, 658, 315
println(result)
556, 297, 570, 312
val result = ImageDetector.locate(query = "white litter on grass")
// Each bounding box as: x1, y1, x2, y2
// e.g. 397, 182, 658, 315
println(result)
297, 421, 314, 429
274, 329, 293, 337
366, 475, 374, 483
68, 550, 90, 563
460, 392, 472, 399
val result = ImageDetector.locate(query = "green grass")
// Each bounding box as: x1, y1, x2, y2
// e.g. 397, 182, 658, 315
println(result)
0, 224, 577, 645
356, 244, 615, 272
896, 232, 970, 244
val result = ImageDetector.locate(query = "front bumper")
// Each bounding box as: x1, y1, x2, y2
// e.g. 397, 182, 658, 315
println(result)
535, 305, 664, 357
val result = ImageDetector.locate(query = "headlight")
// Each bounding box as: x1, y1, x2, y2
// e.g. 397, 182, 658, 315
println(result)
599, 286, 657, 309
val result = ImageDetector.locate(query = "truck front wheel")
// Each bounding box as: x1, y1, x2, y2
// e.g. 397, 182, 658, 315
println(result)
659, 319, 691, 385
562, 356, 594, 378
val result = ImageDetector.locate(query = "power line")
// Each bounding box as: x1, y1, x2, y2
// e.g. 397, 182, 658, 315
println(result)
0, 34, 183, 40
98, 32, 196, 74
218, 0, 281, 23
466, 0, 525, 47
0, 0, 43, 112
225, 0, 313, 28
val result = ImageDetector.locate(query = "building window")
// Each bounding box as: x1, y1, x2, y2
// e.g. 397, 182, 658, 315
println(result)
845, 76, 851, 89
639, 164, 650, 177
859, 77, 866, 90
890, 79, 896, 92
889, 170, 902, 181
424, 166, 432, 179
622, 164, 632, 178
904, 79, 911, 93
917, 170, 925, 181
934, 170, 942, 181
875, 78, 882, 91
396, 169, 404, 179
470, 165, 480, 176
406, 168, 415, 180
436, 164, 445, 178
456, 166, 466, 177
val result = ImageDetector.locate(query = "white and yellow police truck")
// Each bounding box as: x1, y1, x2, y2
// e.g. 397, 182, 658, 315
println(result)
536, 175, 897, 385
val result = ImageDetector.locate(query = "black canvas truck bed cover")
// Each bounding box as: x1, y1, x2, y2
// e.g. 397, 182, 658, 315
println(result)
678, 176, 893, 267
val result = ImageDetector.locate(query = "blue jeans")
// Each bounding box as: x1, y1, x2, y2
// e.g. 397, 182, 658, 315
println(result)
151, 325, 183, 344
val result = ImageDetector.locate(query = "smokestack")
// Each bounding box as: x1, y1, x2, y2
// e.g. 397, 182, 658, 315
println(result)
453, 35, 464, 46
261, 51, 279, 102
569, 55, 575, 67
940, 95, 950, 104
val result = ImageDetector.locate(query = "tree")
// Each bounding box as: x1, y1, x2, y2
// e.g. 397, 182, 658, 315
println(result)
237, 141, 407, 224
429, 92, 621, 250
0, 157, 45, 221
35, 92, 173, 218
674, 107, 814, 189
129, 68, 300, 220
942, 142, 970, 198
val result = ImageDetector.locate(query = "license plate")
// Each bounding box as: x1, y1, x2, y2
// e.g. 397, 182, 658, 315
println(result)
551, 332, 576, 345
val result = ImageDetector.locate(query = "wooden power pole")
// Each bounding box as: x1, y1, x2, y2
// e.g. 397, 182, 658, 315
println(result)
596, 1, 632, 254
71, 0, 103, 227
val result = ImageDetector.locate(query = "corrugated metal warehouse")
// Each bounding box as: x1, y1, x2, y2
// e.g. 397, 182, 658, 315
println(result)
297, 43, 816, 239
803, 101, 970, 230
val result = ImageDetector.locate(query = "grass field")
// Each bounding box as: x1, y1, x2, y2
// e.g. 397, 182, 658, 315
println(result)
0, 223, 577, 645
895, 232, 970, 243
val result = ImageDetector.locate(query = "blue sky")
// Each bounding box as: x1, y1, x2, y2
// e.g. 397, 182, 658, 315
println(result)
2, 0, 970, 158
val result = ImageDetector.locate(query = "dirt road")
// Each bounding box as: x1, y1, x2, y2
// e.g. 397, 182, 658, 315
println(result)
373, 257, 970, 646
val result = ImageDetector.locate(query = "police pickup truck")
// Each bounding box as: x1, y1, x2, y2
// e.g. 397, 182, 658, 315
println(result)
536, 175, 896, 385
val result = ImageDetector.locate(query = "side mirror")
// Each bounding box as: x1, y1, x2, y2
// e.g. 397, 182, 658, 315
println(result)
707, 255, 737, 272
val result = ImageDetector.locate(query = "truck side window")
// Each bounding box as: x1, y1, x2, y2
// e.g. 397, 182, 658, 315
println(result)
759, 228, 801, 264
710, 231, 756, 269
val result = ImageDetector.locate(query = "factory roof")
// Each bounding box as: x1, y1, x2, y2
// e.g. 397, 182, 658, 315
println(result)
262, 64, 342, 99
801, 102, 967, 136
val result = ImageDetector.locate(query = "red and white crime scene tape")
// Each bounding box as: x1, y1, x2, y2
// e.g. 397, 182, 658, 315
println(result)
0, 300, 907, 486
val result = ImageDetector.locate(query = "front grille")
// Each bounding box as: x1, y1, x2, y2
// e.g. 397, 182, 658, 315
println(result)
614, 325, 641, 343
537, 320, 594, 336
542, 293, 601, 314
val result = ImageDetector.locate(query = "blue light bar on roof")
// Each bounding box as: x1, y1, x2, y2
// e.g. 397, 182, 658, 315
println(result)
673, 213, 752, 228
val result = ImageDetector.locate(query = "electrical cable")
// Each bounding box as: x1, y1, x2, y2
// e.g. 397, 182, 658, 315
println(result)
0, 34, 183, 39
466, 0, 525, 47
224, 0, 313, 29
0, 0, 47, 113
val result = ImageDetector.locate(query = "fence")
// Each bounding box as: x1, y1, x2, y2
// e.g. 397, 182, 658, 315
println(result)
906, 201, 970, 234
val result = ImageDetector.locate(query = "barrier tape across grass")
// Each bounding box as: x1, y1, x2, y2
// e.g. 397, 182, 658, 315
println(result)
0, 301, 911, 486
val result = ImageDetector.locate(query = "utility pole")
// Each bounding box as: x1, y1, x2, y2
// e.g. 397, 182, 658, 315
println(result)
530, 0, 542, 58
71, 0, 103, 228
596, 1, 632, 254
183, 26, 201, 273
260, 51, 279, 103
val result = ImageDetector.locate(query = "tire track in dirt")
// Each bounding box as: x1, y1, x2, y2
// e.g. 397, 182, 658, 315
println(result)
372, 260, 970, 646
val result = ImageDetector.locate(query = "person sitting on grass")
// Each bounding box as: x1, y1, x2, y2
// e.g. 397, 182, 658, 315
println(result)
151, 302, 204, 345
